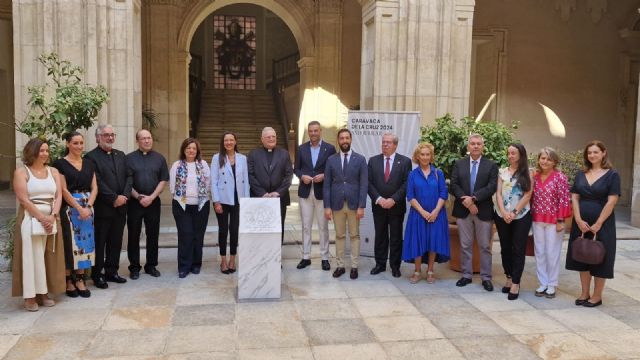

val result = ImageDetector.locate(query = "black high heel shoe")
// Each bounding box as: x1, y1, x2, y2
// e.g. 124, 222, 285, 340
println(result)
502, 275, 512, 294
74, 273, 91, 298
220, 263, 230, 274
65, 275, 78, 298
507, 284, 520, 300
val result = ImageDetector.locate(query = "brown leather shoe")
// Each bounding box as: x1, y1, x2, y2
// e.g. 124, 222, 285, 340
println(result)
350, 268, 358, 279
36, 294, 55, 307
24, 299, 38, 312
332, 267, 346, 278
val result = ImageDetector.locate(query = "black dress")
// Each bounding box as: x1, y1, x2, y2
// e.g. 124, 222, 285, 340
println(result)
566, 170, 621, 278
53, 158, 96, 270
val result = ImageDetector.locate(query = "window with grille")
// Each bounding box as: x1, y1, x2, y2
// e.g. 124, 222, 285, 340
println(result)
213, 15, 257, 90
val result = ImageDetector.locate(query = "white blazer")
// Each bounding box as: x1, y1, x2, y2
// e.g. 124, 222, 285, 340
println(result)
210, 153, 250, 206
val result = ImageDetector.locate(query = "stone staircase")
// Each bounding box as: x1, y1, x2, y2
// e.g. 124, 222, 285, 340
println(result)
196, 88, 287, 161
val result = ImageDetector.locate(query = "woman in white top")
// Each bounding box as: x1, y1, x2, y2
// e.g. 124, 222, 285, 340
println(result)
211, 131, 249, 274
170, 138, 211, 278
12, 138, 64, 311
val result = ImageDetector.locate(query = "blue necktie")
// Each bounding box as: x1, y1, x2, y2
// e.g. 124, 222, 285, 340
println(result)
343, 153, 349, 173
470, 160, 478, 193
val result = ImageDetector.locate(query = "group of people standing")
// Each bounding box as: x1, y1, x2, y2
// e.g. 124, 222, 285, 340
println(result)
11, 120, 620, 311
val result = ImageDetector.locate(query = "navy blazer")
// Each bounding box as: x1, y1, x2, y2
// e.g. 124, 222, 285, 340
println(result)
294, 140, 336, 200
323, 151, 368, 211
367, 153, 412, 215
210, 153, 250, 206
450, 156, 498, 221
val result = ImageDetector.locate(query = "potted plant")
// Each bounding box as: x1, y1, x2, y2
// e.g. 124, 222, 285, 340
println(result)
0, 53, 108, 269
420, 114, 519, 272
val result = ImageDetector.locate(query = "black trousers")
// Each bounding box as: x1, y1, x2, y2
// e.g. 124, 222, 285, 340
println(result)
494, 211, 532, 284
216, 203, 240, 256
93, 209, 126, 277
173, 200, 210, 273
373, 211, 404, 269
127, 198, 161, 272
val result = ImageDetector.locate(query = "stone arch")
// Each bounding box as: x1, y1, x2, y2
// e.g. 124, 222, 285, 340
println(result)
178, 0, 314, 57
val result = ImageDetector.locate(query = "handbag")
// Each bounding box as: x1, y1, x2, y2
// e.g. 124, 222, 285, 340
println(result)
571, 232, 605, 265
30, 198, 57, 236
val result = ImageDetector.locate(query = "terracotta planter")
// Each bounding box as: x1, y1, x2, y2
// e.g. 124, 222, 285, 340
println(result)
448, 223, 495, 273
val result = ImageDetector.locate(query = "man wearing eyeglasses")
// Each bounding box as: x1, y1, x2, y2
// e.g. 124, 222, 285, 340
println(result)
86, 124, 133, 289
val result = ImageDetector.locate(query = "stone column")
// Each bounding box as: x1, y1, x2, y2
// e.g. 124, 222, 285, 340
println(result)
360, 0, 475, 123
297, 1, 346, 141
12, 0, 141, 153
141, 0, 188, 165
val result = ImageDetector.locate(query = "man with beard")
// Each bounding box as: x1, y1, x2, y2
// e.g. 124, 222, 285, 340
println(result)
86, 124, 132, 288
323, 128, 368, 279
247, 127, 293, 243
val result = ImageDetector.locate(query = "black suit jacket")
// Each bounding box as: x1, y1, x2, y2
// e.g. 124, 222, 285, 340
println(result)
85, 146, 133, 217
450, 156, 498, 221
367, 153, 412, 215
294, 140, 336, 200
247, 146, 293, 207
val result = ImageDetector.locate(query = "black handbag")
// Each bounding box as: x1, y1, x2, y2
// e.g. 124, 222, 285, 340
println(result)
571, 232, 605, 265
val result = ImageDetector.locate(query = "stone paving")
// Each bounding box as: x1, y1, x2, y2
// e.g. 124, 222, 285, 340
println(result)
1, 239, 640, 359
1, 190, 640, 359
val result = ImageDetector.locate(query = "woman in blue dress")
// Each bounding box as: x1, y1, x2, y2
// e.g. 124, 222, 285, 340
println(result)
402, 142, 450, 284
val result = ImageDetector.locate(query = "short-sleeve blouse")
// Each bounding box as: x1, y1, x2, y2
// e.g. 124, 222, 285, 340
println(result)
494, 167, 530, 220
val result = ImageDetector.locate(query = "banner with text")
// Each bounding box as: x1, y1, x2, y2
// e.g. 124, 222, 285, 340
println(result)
347, 111, 421, 257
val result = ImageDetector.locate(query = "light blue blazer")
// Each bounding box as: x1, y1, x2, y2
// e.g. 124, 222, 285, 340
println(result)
210, 153, 250, 206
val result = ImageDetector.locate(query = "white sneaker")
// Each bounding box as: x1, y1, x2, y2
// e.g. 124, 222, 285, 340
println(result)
535, 285, 547, 297
545, 286, 556, 298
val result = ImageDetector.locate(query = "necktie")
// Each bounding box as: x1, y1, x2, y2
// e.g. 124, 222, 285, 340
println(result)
470, 160, 478, 193
384, 157, 391, 182
343, 153, 348, 173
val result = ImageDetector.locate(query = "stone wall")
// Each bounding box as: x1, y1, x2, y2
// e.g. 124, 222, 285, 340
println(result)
0, 0, 14, 186
473, 0, 639, 206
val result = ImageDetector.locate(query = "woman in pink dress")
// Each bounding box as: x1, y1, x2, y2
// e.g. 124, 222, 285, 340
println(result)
530, 147, 572, 299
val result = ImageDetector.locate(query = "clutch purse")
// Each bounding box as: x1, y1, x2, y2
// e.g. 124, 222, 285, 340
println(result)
31, 217, 57, 236
571, 232, 605, 265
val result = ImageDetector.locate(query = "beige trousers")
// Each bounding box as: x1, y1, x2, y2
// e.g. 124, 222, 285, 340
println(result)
333, 202, 360, 268
21, 213, 48, 299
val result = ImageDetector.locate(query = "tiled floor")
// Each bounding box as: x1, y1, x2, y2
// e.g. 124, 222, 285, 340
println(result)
1, 240, 640, 359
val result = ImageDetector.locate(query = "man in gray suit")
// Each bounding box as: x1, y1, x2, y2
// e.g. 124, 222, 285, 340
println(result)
247, 127, 293, 243
323, 128, 368, 279
450, 134, 498, 291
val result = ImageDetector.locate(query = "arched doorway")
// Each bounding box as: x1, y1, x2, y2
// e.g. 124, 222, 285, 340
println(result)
177, 0, 314, 160
184, 3, 305, 160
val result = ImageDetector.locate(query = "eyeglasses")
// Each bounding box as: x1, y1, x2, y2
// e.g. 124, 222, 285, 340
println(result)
100, 133, 116, 138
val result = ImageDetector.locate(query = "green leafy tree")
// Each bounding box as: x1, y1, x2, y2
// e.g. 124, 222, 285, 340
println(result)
17, 52, 109, 159
420, 114, 519, 179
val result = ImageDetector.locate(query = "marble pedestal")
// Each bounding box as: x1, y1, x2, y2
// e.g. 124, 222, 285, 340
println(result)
238, 198, 282, 299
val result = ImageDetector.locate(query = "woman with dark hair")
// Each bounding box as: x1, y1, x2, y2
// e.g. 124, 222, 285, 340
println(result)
530, 147, 572, 299
210, 131, 249, 274
494, 143, 532, 300
170, 138, 211, 278
12, 138, 65, 311
566, 140, 620, 307
53, 132, 97, 298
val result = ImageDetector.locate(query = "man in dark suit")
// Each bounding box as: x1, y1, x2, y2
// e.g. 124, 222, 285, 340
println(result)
368, 133, 412, 278
294, 121, 336, 271
247, 127, 293, 243
85, 124, 132, 289
324, 128, 368, 280
450, 134, 498, 291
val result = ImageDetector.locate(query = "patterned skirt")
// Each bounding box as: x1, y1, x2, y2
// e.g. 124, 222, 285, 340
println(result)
64, 192, 96, 270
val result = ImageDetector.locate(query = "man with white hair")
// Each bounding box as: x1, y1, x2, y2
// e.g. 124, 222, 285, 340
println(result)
86, 124, 132, 289
247, 127, 293, 243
